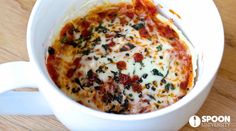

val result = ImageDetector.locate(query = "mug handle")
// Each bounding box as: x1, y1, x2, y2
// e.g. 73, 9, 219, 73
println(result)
0, 61, 52, 115
0, 61, 36, 93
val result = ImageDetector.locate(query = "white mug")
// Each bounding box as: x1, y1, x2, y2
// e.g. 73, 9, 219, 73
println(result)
0, 0, 224, 130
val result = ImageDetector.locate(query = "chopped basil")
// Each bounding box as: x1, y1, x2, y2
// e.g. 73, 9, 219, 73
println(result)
95, 77, 103, 84
142, 73, 148, 79
93, 37, 101, 43
94, 56, 99, 60
126, 43, 136, 49
147, 94, 156, 100
69, 41, 77, 47
71, 87, 80, 93
120, 46, 129, 52
132, 23, 144, 30
165, 83, 174, 91
95, 23, 108, 33
75, 37, 84, 44
138, 93, 142, 98
151, 87, 156, 91
129, 94, 133, 97
102, 92, 114, 104
124, 85, 131, 90
161, 79, 166, 84
152, 69, 164, 77
156, 44, 163, 51
48, 47, 55, 55
140, 62, 145, 67
115, 32, 125, 38
96, 66, 105, 73
107, 58, 113, 63
87, 69, 93, 78
102, 44, 109, 51
82, 50, 90, 55
114, 94, 123, 104
75, 78, 84, 89
111, 71, 119, 83
145, 83, 151, 89
60, 36, 68, 43
94, 86, 101, 90
138, 78, 143, 83
170, 83, 175, 90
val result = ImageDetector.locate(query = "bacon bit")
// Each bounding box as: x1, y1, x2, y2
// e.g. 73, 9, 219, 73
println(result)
60, 23, 74, 43
180, 80, 188, 90
147, 24, 154, 32
134, 0, 157, 16
80, 20, 90, 29
116, 61, 127, 70
126, 12, 135, 19
120, 46, 129, 52
132, 83, 142, 93
157, 25, 178, 39
106, 34, 114, 38
133, 53, 144, 62
134, 0, 145, 12
77, 72, 83, 77
98, 12, 106, 19
119, 73, 131, 85
46, 56, 59, 82
180, 74, 189, 90
144, 0, 158, 16
46, 55, 61, 83
120, 17, 128, 25
139, 108, 147, 113
108, 41, 116, 47
107, 11, 117, 20
131, 75, 140, 83
139, 27, 150, 38
67, 68, 76, 78
73, 57, 82, 67
171, 40, 186, 52
60, 23, 74, 37
81, 29, 91, 40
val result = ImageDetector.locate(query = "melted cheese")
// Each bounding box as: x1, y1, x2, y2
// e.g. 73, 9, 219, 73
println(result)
46, 0, 197, 114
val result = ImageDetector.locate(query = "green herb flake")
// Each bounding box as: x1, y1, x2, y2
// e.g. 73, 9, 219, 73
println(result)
129, 94, 133, 97
75, 37, 84, 44
131, 23, 144, 30
165, 83, 174, 91
60, 36, 68, 43
96, 23, 108, 33
48, 47, 55, 55
82, 50, 90, 55
156, 44, 163, 51
147, 94, 156, 100
152, 69, 164, 77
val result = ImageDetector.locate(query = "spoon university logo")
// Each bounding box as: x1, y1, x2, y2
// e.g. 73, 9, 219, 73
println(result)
189, 115, 231, 128
189, 115, 201, 127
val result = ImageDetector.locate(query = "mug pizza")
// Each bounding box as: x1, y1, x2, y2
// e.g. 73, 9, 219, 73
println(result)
46, 0, 196, 114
